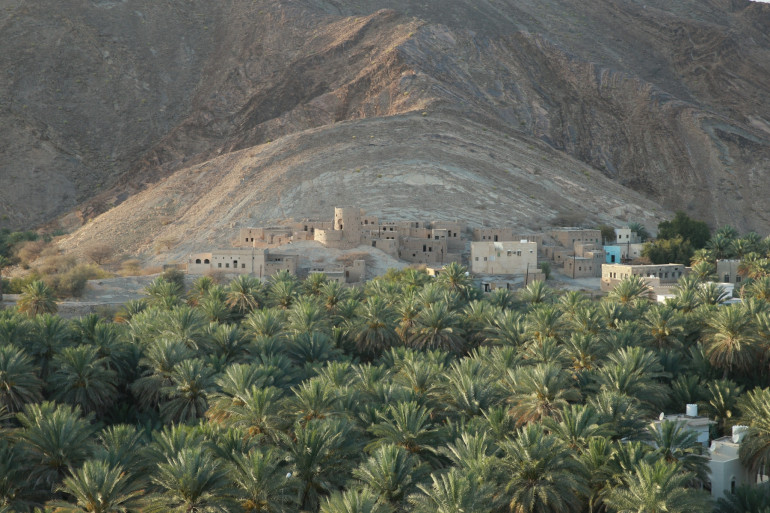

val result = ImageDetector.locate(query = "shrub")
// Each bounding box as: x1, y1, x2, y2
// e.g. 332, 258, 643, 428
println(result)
84, 244, 115, 265
37, 254, 77, 275
161, 268, 186, 292
43, 264, 110, 298
15, 240, 48, 267
120, 259, 142, 276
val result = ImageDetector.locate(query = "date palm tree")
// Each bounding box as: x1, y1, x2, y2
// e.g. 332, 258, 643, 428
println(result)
593, 346, 670, 411
162, 305, 209, 351
409, 302, 465, 353
525, 305, 566, 343
287, 378, 340, 423
543, 404, 608, 453
745, 276, 770, 301
436, 262, 472, 298
488, 287, 516, 310
320, 280, 349, 313
29, 313, 71, 378
16, 402, 96, 489
603, 460, 712, 513
505, 364, 581, 426
50, 460, 142, 513
646, 420, 709, 485
93, 424, 148, 480
690, 260, 716, 281
703, 379, 743, 437
485, 310, 526, 347
353, 444, 426, 506
395, 294, 420, 344
708, 233, 732, 260
223, 386, 286, 441
408, 469, 494, 513
287, 297, 331, 336
698, 282, 731, 306
187, 275, 214, 306
225, 274, 263, 317
144, 277, 183, 310
131, 338, 194, 411
243, 308, 287, 340
501, 423, 589, 513
608, 275, 649, 304
349, 296, 400, 359
268, 273, 299, 310
518, 280, 553, 305
441, 432, 498, 485
0, 345, 43, 412
588, 390, 647, 440
368, 402, 443, 466
738, 387, 770, 479
321, 488, 394, 513
715, 483, 770, 513
229, 447, 296, 513
704, 305, 758, 377
0, 438, 33, 512
160, 358, 217, 423
281, 419, 360, 511
643, 305, 684, 349
145, 447, 235, 513
17, 280, 57, 316
303, 272, 329, 297
207, 324, 248, 364
441, 358, 503, 418
48, 345, 119, 415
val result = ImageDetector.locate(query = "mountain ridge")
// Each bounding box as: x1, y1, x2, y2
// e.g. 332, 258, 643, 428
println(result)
1, 0, 769, 256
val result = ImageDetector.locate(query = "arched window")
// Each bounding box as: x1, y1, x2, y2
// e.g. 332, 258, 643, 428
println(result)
204, 259, 210, 264
731, 477, 736, 494
195, 259, 202, 264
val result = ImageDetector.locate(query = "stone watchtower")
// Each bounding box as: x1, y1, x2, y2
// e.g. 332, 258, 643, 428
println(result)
333, 207, 363, 247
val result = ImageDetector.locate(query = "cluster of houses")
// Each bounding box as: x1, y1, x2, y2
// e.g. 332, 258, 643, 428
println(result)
185, 207, 746, 300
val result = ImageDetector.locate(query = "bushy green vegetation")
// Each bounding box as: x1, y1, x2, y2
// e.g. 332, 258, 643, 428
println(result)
0, 229, 39, 260
644, 211, 711, 265
1, 263, 770, 512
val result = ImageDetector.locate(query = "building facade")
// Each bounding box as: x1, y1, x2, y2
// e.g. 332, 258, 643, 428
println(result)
601, 263, 688, 292
717, 259, 742, 284
471, 241, 538, 275
188, 248, 298, 278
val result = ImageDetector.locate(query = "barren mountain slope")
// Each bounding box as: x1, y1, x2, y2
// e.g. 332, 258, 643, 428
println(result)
3, 0, 770, 238
59, 112, 668, 262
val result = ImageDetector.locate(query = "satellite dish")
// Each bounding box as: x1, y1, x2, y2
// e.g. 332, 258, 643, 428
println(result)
659, 412, 665, 421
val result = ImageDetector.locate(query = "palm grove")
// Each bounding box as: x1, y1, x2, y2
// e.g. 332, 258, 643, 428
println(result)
4, 261, 770, 513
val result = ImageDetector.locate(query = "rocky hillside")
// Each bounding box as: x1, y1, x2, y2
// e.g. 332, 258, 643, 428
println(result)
2, 0, 769, 254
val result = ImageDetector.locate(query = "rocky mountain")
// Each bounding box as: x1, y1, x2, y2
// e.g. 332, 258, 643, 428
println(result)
2, 0, 769, 256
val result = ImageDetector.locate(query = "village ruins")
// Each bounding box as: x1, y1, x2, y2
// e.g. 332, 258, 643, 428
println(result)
186, 207, 707, 298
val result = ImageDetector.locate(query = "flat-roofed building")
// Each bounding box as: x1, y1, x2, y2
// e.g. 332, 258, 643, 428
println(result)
601, 263, 687, 292
717, 259, 742, 285
471, 240, 537, 275
187, 248, 297, 278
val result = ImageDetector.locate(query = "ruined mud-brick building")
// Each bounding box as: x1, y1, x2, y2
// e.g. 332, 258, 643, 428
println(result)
187, 248, 298, 278
239, 207, 465, 266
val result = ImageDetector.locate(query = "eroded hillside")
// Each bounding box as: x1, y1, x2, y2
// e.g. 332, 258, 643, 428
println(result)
2, 0, 769, 248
